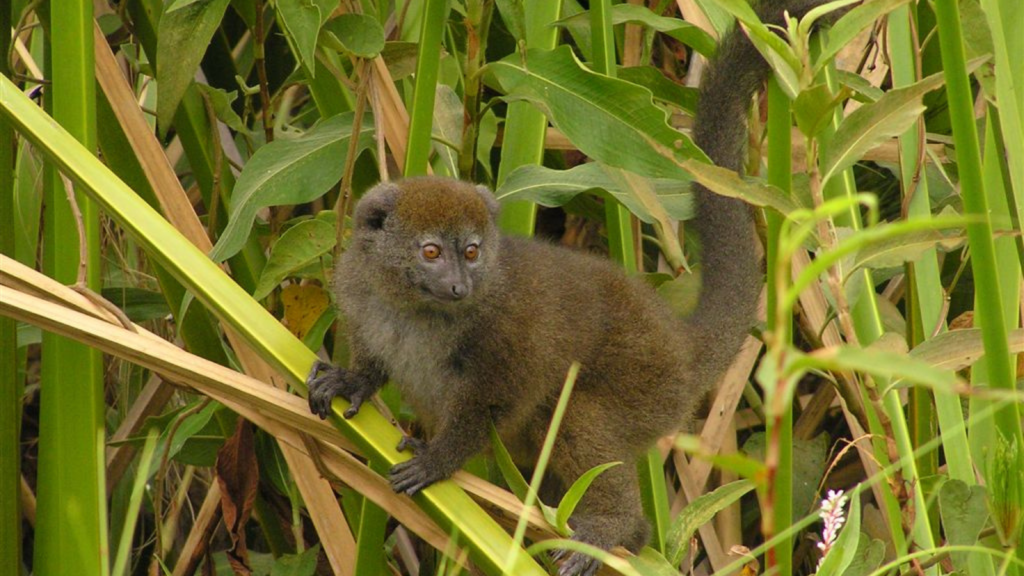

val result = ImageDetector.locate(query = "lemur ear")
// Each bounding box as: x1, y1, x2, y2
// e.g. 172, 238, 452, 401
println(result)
355, 182, 401, 230
475, 185, 501, 219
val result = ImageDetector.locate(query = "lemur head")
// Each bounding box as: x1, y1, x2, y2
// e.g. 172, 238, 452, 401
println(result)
349, 177, 501, 309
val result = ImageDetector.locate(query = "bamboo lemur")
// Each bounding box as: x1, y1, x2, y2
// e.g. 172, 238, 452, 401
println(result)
308, 1, 833, 574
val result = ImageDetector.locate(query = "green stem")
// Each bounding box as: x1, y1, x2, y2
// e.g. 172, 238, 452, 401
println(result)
933, 0, 1023, 559
404, 0, 452, 176
764, 77, 793, 576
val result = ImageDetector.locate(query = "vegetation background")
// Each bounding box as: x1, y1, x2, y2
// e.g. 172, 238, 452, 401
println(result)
1, 0, 1021, 575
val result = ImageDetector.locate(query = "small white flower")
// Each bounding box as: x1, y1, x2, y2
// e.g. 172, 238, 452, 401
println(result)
815, 489, 849, 571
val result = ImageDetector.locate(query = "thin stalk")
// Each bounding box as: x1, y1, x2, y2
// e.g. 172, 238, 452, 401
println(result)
934, 0, 1023, 560
253, 0, 273, 143
404, 0, 451, 176
458, 0, 494, 179
590, 0, 638, 273
0, 2, 21, 571
496, 0, 563, 236
35, 1, 105, 575
764, 78, 793, 576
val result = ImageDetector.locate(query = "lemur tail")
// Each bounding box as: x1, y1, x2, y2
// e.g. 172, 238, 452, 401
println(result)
686, 0, 834, 386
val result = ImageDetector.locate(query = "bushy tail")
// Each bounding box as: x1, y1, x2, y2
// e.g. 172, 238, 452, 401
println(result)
685, 0, 829, 386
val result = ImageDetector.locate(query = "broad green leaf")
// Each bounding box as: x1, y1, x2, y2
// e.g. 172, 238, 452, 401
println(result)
156, 0, 231, 132
910, 328, 1024, 373
494, 163, 694, 221
814, 0, 911, 75
794, 83, 841, 137
680, 159, 803, 215
820, 70, 947, 186
555, 462, 622, 534
815, 490, 861, 576
210, 113, 374, 262
554, 4, 716, 56
322, 13, 386, 58
743, 433, 829, 517
253, 218, 337, 300
431, 85, 464, 177
482, 46, 705, 180
380, 42, 420, 80
664, 480, 754, 567
851, 226, 965, 272
618, 67, 698, 113
275, 0, 339, 76
939, 480, 990, 574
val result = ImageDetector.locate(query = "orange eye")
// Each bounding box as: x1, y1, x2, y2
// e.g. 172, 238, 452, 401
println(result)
464, 244, 479, 261
422, 244, 441, 260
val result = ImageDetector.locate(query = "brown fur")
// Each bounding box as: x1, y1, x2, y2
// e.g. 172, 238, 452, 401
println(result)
308, 2, 838, 574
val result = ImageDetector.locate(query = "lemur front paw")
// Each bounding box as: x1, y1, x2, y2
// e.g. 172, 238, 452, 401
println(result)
389, 450, 450, 495
306, 360, 374, 419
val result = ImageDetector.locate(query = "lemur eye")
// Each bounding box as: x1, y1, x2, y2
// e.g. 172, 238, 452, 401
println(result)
422, 244, 441, 260
464, 244, 479, 261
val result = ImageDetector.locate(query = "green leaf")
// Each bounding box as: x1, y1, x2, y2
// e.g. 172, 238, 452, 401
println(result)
910, 328, 1024, 373
270, 544, 320, 576
275, 0, 339, 76
494, 163, 694, 221
627, 548, 681, 576
842, 535, 886, 576
488, 423, 531, 504
618, 67, 698, 114
194, 84, 247, 133
794, 83, 841, 138
165, 0, 207, 12
253, 218, 337, 300
680, 158, 804, 215
322, 13, 385, 58
820, 70, 946, 186
101, 287, 172, 322
851, 226, 965, 272
939, 480, 990, 574
555, 462, 622, 534
815, 491, 861, 576
482, 46, 705, 180
156, 0, 231, 132
815, 0, 912, 75
554, 4, 716, 56
494, 0, 526, 44
708, 0, 802, 96
803, 344, 962, 393
743, 433, 829, 517
664, 480, 754, 567
210, 113, 374, 262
